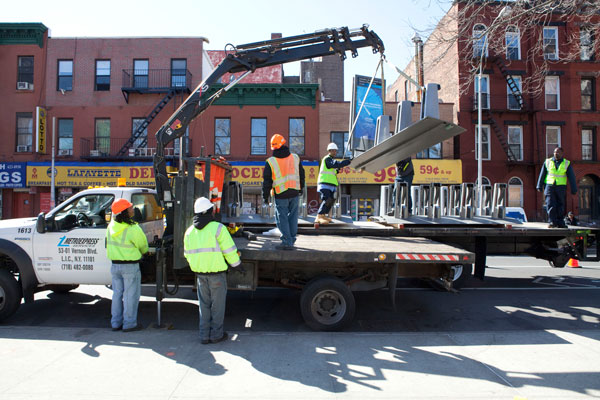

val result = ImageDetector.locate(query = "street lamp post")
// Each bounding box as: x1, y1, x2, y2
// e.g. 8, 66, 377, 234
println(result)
477, 6, 510, 216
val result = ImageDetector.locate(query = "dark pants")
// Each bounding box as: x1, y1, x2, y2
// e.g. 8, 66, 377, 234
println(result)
317, 188, 336, 215
544, 184, 566, 226
393, 175, 413, 214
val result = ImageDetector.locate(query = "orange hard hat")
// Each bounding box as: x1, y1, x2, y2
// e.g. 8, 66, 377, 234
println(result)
111, 198, 133, 215
270, 134, 286, 150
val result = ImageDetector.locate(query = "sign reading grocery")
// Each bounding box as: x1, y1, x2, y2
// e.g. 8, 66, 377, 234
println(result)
27, 162, 155, 187
230, 159, 462, 187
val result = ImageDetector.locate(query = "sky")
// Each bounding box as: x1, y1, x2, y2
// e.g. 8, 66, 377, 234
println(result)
3, 0, 450, 101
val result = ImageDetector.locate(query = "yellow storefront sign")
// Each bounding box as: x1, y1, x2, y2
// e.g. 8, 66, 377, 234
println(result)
230, 159, 462, 187
27, 163, 155, 187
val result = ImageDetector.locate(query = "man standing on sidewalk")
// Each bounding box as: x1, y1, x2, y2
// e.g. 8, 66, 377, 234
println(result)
184, 197, 241, 344
106, 198, 148, 332
262, 134, 305, 250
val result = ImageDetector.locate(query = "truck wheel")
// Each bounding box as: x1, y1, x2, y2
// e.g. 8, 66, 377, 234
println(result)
300, 276, 355, 331
0, 269, 22, 321
450, 264, 472, 289
48, 284, 80, 294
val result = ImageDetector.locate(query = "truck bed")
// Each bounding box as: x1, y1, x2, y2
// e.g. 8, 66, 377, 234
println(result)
234, 234, 474, 264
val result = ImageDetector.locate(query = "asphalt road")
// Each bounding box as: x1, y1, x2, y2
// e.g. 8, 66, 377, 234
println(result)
5, 256, 600, 333
2, 255, 599, 399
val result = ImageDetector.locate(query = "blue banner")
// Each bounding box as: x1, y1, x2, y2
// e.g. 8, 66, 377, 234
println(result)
0, 162, 26, 188
351, 75, 383, 150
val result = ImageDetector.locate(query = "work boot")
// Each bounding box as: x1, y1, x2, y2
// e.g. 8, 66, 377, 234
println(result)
323, 215, 333, 222
315, 214, 329, 224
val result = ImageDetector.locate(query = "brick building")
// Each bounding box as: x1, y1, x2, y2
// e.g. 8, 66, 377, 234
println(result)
388, 2, 600, 223
0, 23, 320, 218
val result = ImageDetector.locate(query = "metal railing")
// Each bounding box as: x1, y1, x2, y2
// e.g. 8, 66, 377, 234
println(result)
80, 137, 192, 158
121, 69, 192, 92
469, 95, 530, 112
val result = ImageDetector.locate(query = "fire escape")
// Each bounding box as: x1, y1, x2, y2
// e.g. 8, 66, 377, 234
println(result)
119, 69, 192, 157
478, 55, 527, 162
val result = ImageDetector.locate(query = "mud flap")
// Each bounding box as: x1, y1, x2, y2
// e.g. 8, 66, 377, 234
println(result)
474, 236, 487, 280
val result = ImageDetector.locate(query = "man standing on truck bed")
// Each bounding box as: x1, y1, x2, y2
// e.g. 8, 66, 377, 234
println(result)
106, 198, 149, 332
536, 147, 577, 228
262, 134, 305, 250
184, 197, 241, 344
315, 142, 351, 224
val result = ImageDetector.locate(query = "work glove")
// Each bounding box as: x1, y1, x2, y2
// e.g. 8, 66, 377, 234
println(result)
234, 265, 246, 274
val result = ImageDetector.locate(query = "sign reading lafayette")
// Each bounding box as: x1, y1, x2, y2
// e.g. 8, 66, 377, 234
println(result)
27, 162, 155, 187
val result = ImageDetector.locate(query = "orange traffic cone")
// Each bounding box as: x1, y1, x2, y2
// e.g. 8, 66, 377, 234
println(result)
567, 258, 581, 268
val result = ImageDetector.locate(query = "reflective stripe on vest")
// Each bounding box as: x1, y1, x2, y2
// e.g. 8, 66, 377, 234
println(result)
266, 154, 300, 194
545, 158, 569, 185
318, 155, 338, 186
107, 227, 134, 249
183, 221, 241, 273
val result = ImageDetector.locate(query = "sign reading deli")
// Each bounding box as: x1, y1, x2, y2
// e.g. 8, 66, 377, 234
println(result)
36, 107, 47, 154
27, 162, 155, 187
230, 159, 462, 187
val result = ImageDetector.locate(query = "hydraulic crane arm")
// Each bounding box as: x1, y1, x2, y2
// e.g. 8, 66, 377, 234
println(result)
153, 25, 384, 206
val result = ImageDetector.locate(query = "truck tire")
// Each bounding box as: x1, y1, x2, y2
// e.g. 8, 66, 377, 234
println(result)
300, 276, 355, 331
450, 264, 472, 289
0, 269, 22, 321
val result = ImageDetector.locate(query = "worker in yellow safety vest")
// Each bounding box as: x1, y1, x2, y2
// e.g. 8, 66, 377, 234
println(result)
184, 197, 241, 344
106, 198, 149, 332
536, 147, 577, 228
262, 134, 305, 250
315, 142, 351, 224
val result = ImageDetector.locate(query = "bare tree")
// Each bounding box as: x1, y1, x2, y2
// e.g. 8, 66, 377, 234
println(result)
418, 0, 600, 96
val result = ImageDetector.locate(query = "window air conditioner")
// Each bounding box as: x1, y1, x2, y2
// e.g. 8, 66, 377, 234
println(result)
58, 149, 72, 156
90, 150, 100, 157
16, 145, 29, 152
17, 82, 32, 90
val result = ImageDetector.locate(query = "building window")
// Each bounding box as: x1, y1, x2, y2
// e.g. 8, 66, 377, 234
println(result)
473, 24, 487, 58
545, 76, 560, 110
508, 177, 523, 207
416, 143, 441, 159
215, 118, 230, 155
331, 131, 351, 158
132, 118, 147, 151
95, 60, 110, 91
474, 74, 489, 109
505, 26, 520, 60
582, 128, 595, 161
580, 26, 594, 61
57, 60, 73, 91
289, 118, 305, 155
17, 56, 34, 84
507, 75, 522, 110
545, 126, 561, 158
475, 125, 490, 160
250, 118, 267, 155
58, 119, 73, 156
543, 27, 558, 60
95, 119, 110, 155
133, 59, 149, 88
507, 126, 523, 161
171, 59, 187, 87
581, 78, 594, 111
173, 127, 189, 156
16, 113, 33, 153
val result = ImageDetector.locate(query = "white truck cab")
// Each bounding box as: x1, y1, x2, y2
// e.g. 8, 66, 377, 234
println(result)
0, 187, 164, 320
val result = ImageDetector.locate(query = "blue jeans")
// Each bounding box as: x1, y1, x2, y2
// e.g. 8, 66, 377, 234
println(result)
111, 263, 141, 330
275, 196, 299, 246
317, 188, 336, 215
196, 272, 227, 341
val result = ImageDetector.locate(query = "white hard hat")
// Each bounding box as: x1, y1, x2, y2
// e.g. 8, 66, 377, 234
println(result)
327, 142, 338, 151
194, 197, 214, 214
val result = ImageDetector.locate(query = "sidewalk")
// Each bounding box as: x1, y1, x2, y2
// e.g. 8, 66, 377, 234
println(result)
1, 326, 599, 399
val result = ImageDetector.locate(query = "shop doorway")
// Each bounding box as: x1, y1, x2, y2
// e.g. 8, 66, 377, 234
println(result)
12, 192, 33, 218
578, 174, 599, 224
